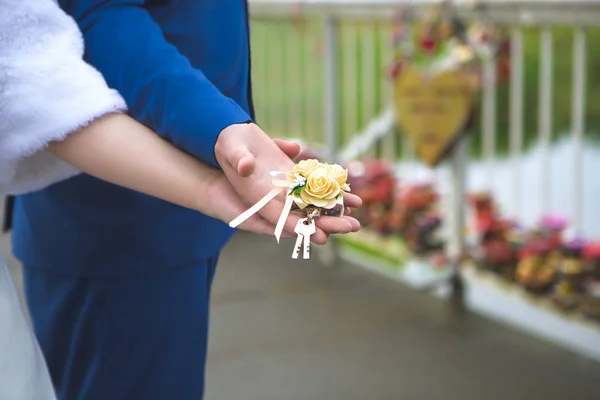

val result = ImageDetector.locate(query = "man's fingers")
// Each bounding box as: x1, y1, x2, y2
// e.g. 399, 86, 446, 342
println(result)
215, 123, 253, 176
273, 138, 301, 160
218, 130, 256, 177
236, 152, 256, 177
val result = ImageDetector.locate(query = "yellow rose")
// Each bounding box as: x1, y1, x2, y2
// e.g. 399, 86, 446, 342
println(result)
288, 159, 320, 181
298, 167, 341, 208
326, 163, 350, 192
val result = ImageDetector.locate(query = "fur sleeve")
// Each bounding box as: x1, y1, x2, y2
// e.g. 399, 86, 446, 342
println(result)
0, 0, 127, 195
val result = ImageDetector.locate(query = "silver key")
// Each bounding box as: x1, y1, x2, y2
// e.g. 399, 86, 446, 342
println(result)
302, 220, 316, 259
291, 220, 306, 260
292, 218, 317, 259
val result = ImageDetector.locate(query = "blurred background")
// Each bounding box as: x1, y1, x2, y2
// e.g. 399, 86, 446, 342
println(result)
4, 0, 600, 399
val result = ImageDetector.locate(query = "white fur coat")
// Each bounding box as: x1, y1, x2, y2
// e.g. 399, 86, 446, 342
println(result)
0, 0, 127, 195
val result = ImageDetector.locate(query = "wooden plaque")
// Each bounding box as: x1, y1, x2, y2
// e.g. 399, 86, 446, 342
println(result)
393, 65, 477, 166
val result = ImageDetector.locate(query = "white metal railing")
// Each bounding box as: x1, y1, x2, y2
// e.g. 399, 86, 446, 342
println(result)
250, 1, 600, 26
249, 0, 600, 241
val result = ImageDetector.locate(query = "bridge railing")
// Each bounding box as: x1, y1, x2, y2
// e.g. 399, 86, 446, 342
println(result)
248, 0, 600, 238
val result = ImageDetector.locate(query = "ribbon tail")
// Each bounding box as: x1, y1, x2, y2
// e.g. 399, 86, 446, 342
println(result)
274, 195, 295, 243
229, 187, 285, 228
337, 195, 345, 217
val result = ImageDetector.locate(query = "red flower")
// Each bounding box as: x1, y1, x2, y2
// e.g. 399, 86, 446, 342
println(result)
584, 242, 600, 260
420, 34, 437, 53
387, 63, 401, 80
479, 31, 490, 43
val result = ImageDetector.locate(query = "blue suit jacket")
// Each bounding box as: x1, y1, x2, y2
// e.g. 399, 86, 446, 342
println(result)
10, 0, 254, 277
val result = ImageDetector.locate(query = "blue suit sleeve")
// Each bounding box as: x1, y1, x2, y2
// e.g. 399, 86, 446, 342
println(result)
59, 0, 252, 168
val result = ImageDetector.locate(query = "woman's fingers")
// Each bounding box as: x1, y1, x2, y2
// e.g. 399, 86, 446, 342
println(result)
314, 215, 359, 234
343, 192, 362, 208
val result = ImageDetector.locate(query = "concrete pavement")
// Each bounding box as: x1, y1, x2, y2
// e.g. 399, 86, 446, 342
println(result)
206, 233, 600, 400
2, 203, 600, 399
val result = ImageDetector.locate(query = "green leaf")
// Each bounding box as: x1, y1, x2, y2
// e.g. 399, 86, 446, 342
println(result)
292, 185, 304, 196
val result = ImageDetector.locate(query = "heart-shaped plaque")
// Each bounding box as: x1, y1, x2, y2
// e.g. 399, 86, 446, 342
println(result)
393, 65, 477, 166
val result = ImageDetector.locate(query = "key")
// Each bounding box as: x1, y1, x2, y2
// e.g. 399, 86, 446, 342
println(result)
291, 219, 306, 260
301, 219, 317, 259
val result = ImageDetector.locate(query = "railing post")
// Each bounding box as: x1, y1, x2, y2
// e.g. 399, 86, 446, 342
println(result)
539, 27, 553, 214
571, 28, 586, 235
324, 13, 340, 164
447, 136, 468, 263
320, 13, 341, 267
509, 28, 524, 219
482, 56, 497, 191
444, 134, 469, 302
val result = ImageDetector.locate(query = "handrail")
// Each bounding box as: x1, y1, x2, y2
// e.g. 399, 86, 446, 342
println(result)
249, 0, 600, 26
247, 0, 598, 237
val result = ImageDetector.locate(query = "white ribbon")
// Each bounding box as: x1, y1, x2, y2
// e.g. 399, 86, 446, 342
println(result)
228, 170, 347, 243
335, 194, 345, 217
228, 171, 295, 243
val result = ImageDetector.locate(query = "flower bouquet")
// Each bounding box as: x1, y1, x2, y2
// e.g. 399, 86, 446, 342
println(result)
229, 159, 351, 259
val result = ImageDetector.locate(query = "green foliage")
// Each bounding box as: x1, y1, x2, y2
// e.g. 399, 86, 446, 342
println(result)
292, 185, 304, 196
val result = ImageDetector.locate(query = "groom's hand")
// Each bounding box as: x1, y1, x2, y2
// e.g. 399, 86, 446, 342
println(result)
215, 123, 361, 245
